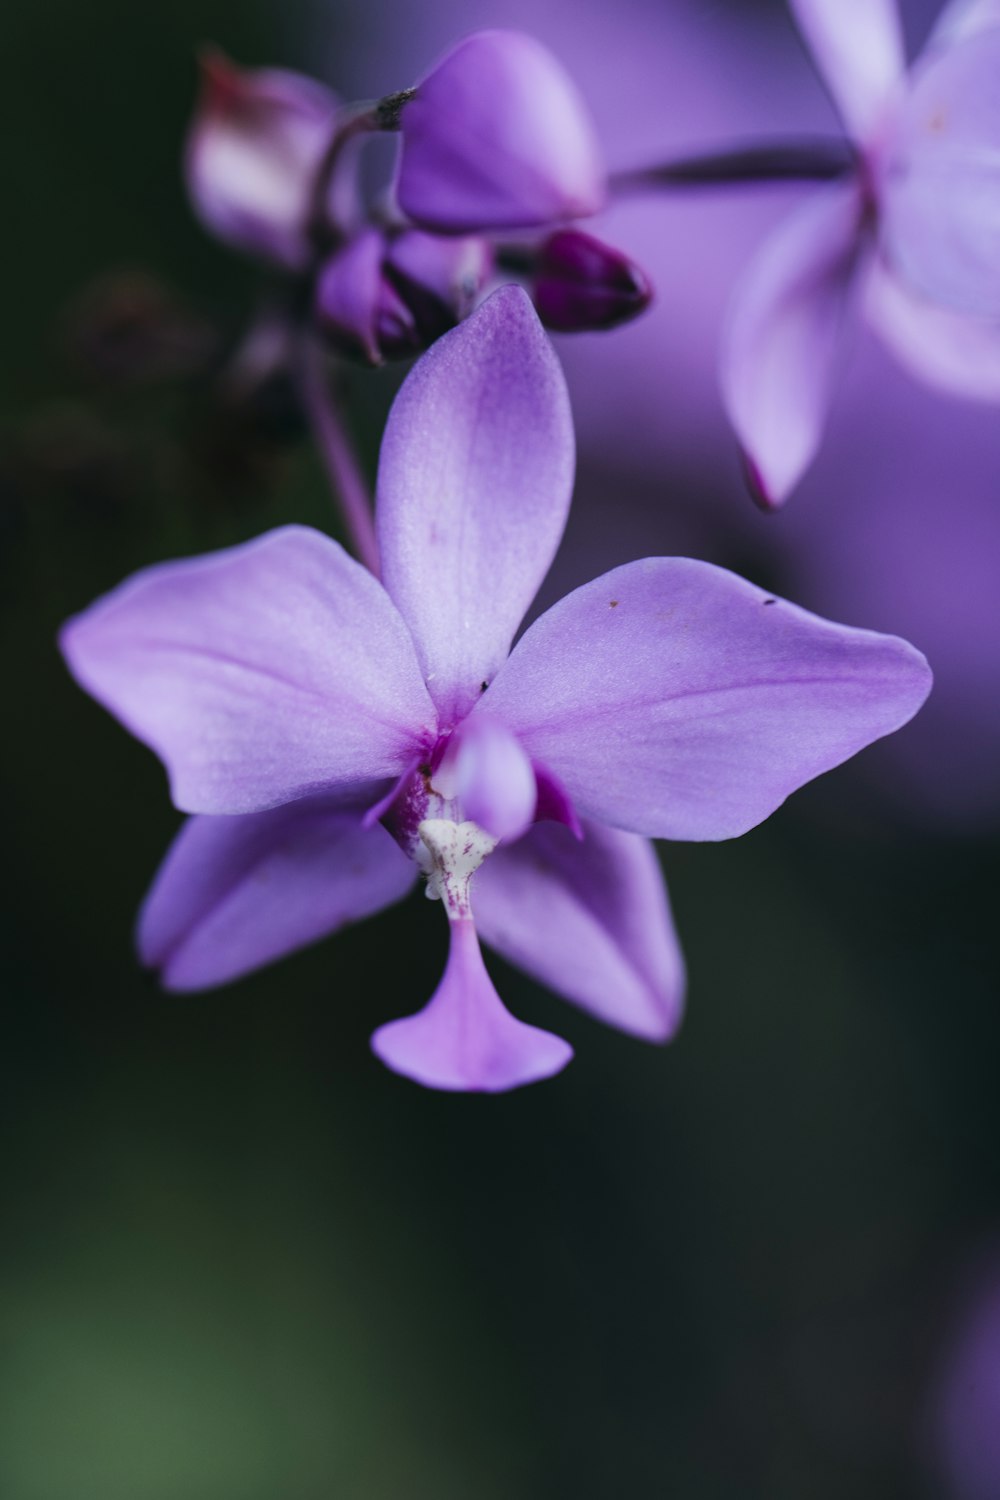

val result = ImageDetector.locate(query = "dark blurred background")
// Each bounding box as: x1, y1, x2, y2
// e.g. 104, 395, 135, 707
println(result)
3, 1, 999, 1496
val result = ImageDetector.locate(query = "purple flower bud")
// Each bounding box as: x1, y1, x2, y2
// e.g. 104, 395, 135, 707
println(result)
184, 49, 337, 270
316, 228, 491, 364
529, 229, 653, 332
395, 31, 605, 232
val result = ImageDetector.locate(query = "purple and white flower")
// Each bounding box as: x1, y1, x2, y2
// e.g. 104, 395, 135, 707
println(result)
721, 0, 1000, 507
60, 288, 931, 1092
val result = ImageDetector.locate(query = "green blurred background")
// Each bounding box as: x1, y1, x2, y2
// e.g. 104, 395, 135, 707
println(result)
3, 0, 998, 1495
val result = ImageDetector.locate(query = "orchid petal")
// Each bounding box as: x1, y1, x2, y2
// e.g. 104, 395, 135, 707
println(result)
881, 29, 1000, 320
720, 182, 867, 508
789, 0, 904, 143
376, 286, 574, 724
867, 260, 1000, 401
184, 52, 337, 269
139, 800, 416, 991
395, 30, 605, 232
476, 821, 685, 1042
60, 526, 437, 816
928, 0, 1000, 53
371, 918, 572, 1091
442, 717, 537, 843
482, 558, 933, 842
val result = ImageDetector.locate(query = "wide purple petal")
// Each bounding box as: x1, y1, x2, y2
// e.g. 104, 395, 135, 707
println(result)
376, 286, 574, 725
139, 800, 416, 991
184, 52, 337, 269
395, 30, 605, 232
881, 29, 1000, 320
480, 558, 933, 842
60, 526, 437, 815
475, 820, 684, 1042
720, 183, 867, 508
370, 918, 573, 1091
789, 0, 904, 143
867, 260, 1000, 401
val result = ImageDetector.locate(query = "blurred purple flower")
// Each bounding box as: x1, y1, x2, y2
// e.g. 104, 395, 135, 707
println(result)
60, 288, 930, 1091
932, 1258, 1000, 1500
184, 49, 338, 270
316, 226, 491, 364
529, 229, 652, 332
722, 0, 1000, 507
395, 30, 605, 232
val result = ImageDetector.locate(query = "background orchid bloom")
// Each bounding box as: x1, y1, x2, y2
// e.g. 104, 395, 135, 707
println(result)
184, 50, 339, 270
721, 0, 1000, 507
61, 287, 930, 1091
394, 29, 606, 232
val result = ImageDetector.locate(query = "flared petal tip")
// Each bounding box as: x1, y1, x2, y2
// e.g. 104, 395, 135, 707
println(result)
370, 918, 573, 1092
740, 448, 787, 513
371, 1014, 572, 1092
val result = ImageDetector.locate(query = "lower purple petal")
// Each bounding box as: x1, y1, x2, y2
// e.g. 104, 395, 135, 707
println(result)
475, 820, 685, 1041
370, 918, 572, 1092
139, 798, 416, 990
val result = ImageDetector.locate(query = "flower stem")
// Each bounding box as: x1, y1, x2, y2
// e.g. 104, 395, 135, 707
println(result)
611, 138, 856, 194
295, 334, 381, 577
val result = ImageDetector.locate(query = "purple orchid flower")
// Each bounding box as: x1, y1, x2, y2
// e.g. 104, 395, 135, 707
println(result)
60, 287, 931, 1092
721, 0, 1000, 507
184, 49, 339, 271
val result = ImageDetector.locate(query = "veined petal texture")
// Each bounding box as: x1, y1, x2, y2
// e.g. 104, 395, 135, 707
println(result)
376, 286, 574, 724
720, 182, 867, 508
789, 0, 904, 143
395, 30, 605, 231
476, 820, 685, 1042
482, 557, 933, 842
139, 800, 416, 991
60, 526, 437, 815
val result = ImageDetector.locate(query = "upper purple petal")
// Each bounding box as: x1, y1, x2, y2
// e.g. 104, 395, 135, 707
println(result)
480, 557, 933, 842
376, 285, 574, 725
395, 29, 605, 232
881, 29, 1000, 320
475, 819, 685, 1042
184, 52, 337, 269
867, 259, 1000, 401
60, 526, 437, 815
139, 800, 416, 991
720, 182, 867, 508
789, 0, 904, 143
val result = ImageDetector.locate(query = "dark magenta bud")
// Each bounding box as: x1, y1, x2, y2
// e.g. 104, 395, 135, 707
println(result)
530, 230, 652, 332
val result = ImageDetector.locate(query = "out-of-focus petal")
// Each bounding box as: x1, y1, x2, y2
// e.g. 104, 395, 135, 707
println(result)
440, 716, 537, 842
928, 0, 1000, 53
60, 526, 437, 816
881, 29, 1000, 319
720, 182, 867, 509
395, 30, 605, 231
184, 50, 337, 269
316, 228, 419, 365
370, 918, 572, 1091
384, 229, 492, 327
481, 557, 933, 842
788, 0, 904, 143
476, 820, 684, 1042
376, 286, 574, 725
867, 260, 1000, 401
138, 801, 416, 991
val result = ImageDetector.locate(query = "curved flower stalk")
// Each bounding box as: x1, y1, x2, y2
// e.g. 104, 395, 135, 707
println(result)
60, 288, 931, 1092
721, 0, 1000, 508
